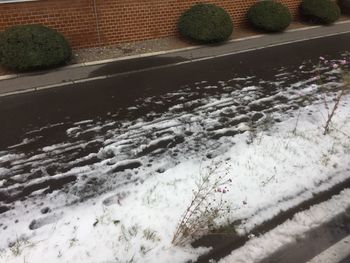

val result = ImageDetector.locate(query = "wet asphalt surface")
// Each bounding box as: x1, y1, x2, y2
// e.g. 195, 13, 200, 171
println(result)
0, 33, 350, 262
1, 33, 350, 149
0, 33, 348, 203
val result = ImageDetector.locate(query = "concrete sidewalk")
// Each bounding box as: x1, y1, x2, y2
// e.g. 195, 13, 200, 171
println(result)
0, 20, 350, 97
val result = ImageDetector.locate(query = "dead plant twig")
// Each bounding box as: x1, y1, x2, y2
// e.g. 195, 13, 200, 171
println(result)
172, 162, 232, 246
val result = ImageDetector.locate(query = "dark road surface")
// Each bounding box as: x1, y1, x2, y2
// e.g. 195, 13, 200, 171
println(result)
1, 33, 350, 148
1, 32, 350, 208
0, 32, 350, 262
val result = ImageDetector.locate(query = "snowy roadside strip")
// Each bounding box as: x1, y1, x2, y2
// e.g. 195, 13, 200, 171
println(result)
1, 92, 350, 262
219, 189, 350, 263
1, 55, 350, 262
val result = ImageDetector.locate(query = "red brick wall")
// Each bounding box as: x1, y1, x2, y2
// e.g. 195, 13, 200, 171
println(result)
280, 0, 302, 18
0, 0, 302, 49
0, 0, 99, 48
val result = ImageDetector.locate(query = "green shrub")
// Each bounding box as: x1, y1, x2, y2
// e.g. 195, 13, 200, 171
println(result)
0, 24, 71, 71
178, 3, 233, 43
339, 0, 350, 14
301, 0, 341, 24
247, 1, 292, 32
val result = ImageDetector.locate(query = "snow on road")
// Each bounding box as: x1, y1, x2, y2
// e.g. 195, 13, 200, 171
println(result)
0, 55, 350, 263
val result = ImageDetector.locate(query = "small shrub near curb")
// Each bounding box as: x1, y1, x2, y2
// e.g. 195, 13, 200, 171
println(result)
178, 3, 233, 43
300, 0, 341, 24
247, 1, 292, 32
0, 24, 71, 71
339, 0, 350, 14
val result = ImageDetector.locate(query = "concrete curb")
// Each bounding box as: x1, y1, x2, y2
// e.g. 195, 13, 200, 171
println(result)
1, 20, 350, 98
0, 34, 263, 82
1, 20, 349, 81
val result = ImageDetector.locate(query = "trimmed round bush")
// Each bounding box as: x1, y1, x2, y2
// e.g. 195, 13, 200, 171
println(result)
339, 0, 350, 14
178, 3, 233, 43
301, 0, 341, 24
0, 24, 71, 71
247, 1, 292, 32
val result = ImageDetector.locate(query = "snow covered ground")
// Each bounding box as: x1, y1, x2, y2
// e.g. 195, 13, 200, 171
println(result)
0, 55, 350, 263
220, 189, 350, 263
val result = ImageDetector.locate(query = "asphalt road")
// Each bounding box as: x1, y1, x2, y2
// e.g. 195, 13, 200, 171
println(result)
0, 31, 350, 263
1, 32, 350, 149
